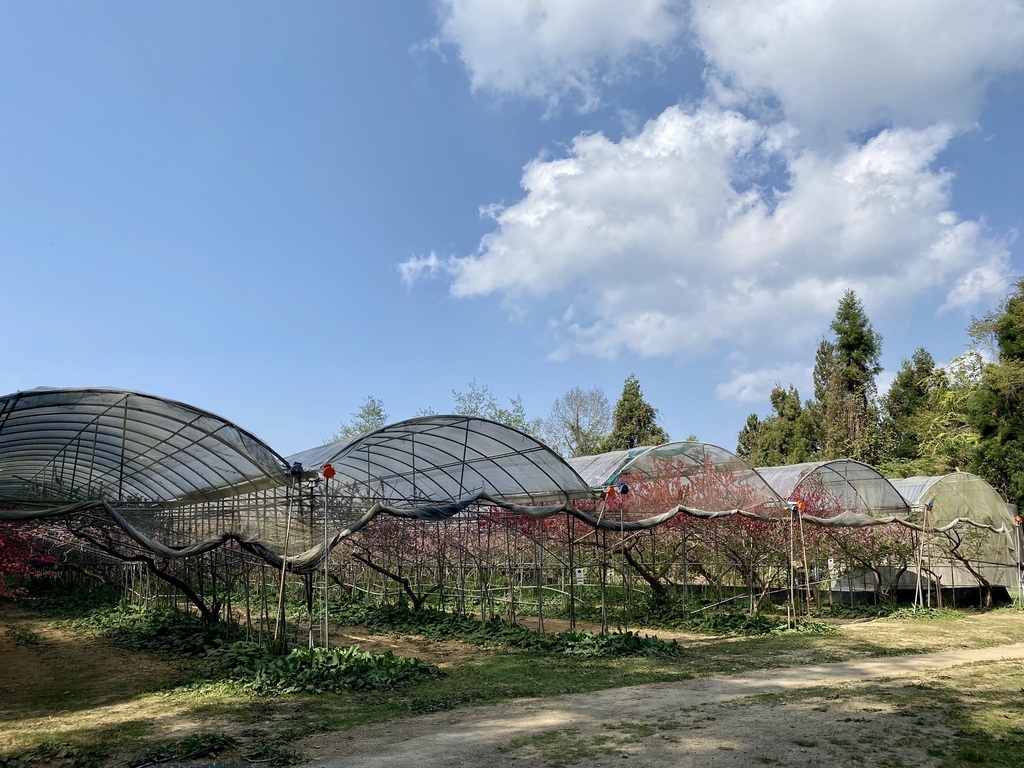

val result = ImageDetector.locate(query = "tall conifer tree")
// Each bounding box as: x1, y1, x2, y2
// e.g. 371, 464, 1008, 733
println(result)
601, 374, 669, 451
879, 347, 935, 464
736, 384, 816, 466
813, 290, 883, 462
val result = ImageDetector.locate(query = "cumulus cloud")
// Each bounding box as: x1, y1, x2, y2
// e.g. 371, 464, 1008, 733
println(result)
433, 0, 1024, 128
417, 0, 1021, 406
940, 247, 1016, 312
716, 364, 812, 405
401, 105, 1012, 371
432, 0, 685, 110
692, 0, 1024, 135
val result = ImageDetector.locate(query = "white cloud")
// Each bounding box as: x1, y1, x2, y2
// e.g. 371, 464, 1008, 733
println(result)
401, 106, 1012, 365
940, 244, 1017, 312
398, 251, 445, 287
692, 0, 1024, 135
432, 0, 685, 110
418, 0, 1021, 412
716, 364, 812, 405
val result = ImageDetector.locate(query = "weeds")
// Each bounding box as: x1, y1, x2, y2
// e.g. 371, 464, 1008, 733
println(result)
327, 598, 684, 657
241, 739, 302, 767
128, 733, 236, 767
888, 606, 965, 620
207, 642, 442, 695
644, 607, 836, 637
65, 601, 243, 655
5, 625, 41, 645
0, 742, 108, 768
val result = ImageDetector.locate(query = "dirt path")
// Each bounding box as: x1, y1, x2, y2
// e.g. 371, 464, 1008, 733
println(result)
297, 643, 1024, 768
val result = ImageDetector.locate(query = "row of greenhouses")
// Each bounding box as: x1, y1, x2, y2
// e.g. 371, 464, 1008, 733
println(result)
1, 388, 1020, 639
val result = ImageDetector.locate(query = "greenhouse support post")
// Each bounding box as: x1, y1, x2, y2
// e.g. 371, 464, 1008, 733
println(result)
322, 471, 330, 648
274, 473, 299, 650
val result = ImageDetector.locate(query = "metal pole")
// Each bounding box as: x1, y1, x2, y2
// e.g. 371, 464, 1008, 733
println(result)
323, 474, 330, 648
798, 509, 812, 617
1015, 518, 1022, 608
274, 474, 298, 650
788, 510, 795, 628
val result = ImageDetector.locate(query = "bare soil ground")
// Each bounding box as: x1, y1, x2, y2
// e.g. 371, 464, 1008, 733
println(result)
297, 644, 1024, 768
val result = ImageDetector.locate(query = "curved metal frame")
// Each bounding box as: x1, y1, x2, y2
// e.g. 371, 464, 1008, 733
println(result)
0, 387, 290, 506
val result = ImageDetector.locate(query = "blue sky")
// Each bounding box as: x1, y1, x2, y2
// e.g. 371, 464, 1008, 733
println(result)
2, 1, 1023, 457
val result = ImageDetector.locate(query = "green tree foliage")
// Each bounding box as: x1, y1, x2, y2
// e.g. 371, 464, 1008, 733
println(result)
877, 352, 983, 478
812, 338, 837, 403
600, 374, 669, 451
542, 386, 611, 458
736, 384, 817, 466
879, 348, 935, 463
333, 395, 389, 443
452, 379, 543, 436
814, 290, 883, 462
920, 353, 982, 472
968, 279, 1024, 506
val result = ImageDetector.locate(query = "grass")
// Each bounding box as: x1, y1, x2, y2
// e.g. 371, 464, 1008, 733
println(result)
4, 597, 1024, 766
500, 721, 680, 767
691, 658, 1024, 768
503, 728, 616, 767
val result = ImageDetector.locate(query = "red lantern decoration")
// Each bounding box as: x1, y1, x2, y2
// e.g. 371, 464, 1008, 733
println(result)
322, 463, 336, 479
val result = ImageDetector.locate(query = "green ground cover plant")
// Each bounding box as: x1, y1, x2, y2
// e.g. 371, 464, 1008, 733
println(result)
209, 643, 442, 695
555, 591, 839, 637
67, 601, 244, 655
325, 597, 685, 656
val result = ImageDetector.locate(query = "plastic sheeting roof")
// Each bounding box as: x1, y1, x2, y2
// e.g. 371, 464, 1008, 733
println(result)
0, 388, 290, 506
756, 460, 910, 516
288, 415, 595, 507
568, 447, 650, 487
568, 442, 754, 488
892, 472, 1014, 528
568, 442, 785, 514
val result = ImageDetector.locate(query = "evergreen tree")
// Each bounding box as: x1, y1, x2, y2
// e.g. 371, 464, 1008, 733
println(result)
813, 290, 883, 462
812, 338, 837, 403
832, 289, 883, 388
601, 374, 669, 451
968, 279, 1024, 506
879, 347, 935, 465
799, 337, 836, 459
736, 413, 762, 461
736, 384, 816, 466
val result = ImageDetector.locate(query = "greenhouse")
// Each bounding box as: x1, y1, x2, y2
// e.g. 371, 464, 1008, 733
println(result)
568, 441, 784, 516
0, 386, 290, 505
891, 473, 1021, 603
0, 388, 608, 631
289, 414, 595, 507
755, 460, 911, 518
2, 387, 1021, 644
